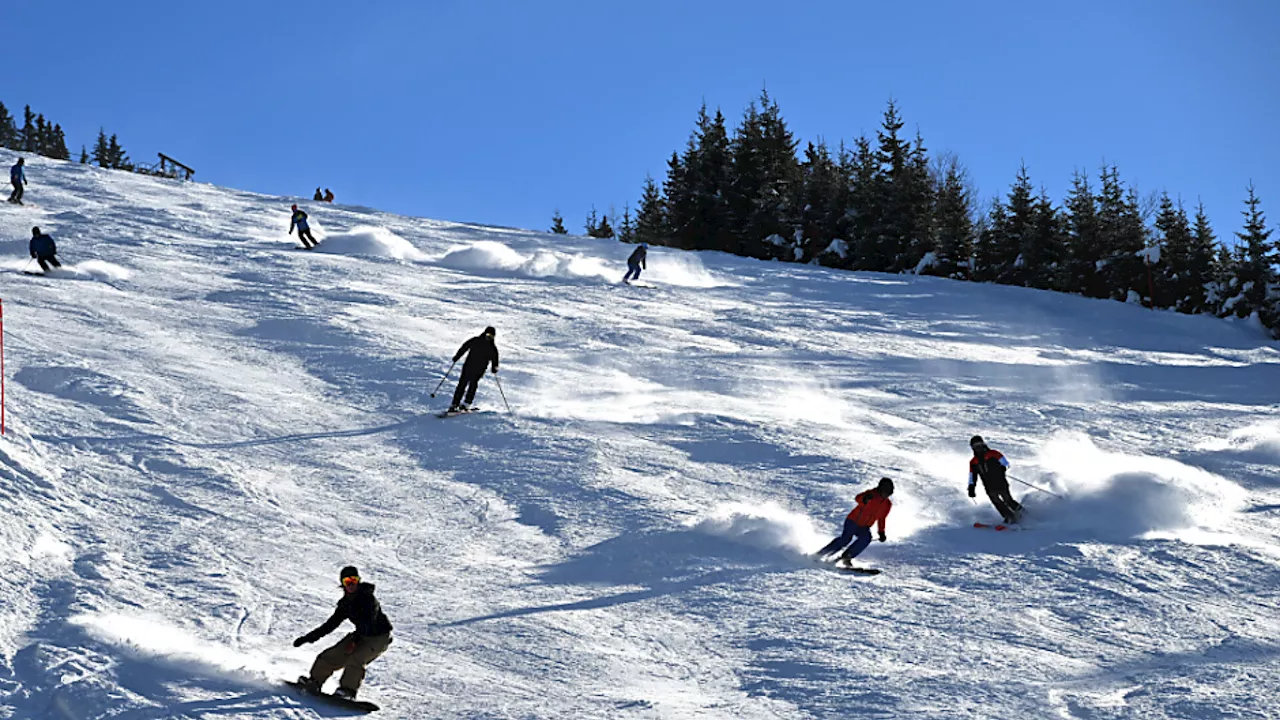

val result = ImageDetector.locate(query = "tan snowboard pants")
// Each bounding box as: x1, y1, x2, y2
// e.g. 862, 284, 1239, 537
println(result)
310, 631, 392, 692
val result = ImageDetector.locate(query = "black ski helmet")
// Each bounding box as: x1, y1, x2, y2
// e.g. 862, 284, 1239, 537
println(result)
31, 226, 40, 237
339, 565, 359, 581
484, 326, 496, 337
877, 477, 894, 496
970, 435, 986, 449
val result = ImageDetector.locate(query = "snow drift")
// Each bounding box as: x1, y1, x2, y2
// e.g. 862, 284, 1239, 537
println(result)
435, 240, 614, 282
311, 225, 426, 261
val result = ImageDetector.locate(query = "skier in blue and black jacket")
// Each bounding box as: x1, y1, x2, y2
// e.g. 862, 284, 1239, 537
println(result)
8, 158, 26, 205
29, 226, 60, 272
289, 204, 318, 248
622, 243, 647, 284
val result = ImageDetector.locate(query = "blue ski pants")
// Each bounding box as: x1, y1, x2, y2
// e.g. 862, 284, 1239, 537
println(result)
817, 518, 872, 559
623, 261, 642, 281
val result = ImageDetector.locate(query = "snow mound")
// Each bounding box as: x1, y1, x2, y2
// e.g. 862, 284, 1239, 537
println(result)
314, 225, 426, 261
1195, 422, 1280, 464
1028, 434, 1246, 540
643, 253, 736, 288
692, 501, 827, 554
436, 240, 614, 282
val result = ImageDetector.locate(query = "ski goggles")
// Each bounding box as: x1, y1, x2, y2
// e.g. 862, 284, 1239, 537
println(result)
341, 576, 360, 588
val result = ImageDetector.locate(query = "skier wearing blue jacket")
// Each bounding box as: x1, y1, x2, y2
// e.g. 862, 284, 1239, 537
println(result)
289, 204, 318, 249
29, 226, 60, 272
622, 243, 647, 284
8, 158, 26, 205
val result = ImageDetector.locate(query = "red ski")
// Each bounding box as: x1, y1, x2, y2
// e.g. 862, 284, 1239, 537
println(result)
973, 522, 1010, 531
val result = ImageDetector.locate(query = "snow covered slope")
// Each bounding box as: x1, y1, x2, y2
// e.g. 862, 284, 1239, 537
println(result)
2, 150, 1279, 719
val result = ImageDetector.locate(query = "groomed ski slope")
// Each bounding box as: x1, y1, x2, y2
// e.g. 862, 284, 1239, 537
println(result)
1, 150, 1279, 719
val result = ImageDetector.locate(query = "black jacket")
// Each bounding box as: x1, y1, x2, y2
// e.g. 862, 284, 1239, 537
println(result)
628, 246, 647, 268
30, 234, 56, 259
454, 334, 499, 378
301, 583, 393, 642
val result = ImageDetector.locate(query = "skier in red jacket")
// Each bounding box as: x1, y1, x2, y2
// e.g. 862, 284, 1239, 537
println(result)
814, 477, 893, 563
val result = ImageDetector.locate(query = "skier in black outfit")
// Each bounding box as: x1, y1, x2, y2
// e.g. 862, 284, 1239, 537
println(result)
623, 243, 647, 284
29, 227, 61, 272
293, 566, 393, 700
968, 435, 1023, 524
449, 326, 499, 412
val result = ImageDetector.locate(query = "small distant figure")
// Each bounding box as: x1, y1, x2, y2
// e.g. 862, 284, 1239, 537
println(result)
29, 226, 60, 272
289, 204, 318, 249
448, 326, 499, 413
968, 435, 1023, 524
313, 187, 324, 201
9, 158, 26, 205
293, 566, 393, 701
323, 188, 334, 203
622, 242, 647, 284
814, 477, 893, 564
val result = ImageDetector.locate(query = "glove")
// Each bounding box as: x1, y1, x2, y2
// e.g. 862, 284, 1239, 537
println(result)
878, 532, 887, 543
492, 367, 499, 374
967, 485, 976, 498
293, 636, 308, 647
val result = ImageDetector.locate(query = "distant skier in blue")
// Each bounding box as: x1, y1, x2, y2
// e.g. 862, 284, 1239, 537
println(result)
289, 204, 318, 249
622, 243, 647, 284
29, 227, 60, 272
8, 158, 26, 205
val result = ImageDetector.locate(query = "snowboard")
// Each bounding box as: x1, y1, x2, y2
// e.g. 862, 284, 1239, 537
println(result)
284, 679, 379, 712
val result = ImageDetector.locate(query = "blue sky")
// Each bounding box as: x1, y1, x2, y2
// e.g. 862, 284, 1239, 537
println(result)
8, 0, 1279, 241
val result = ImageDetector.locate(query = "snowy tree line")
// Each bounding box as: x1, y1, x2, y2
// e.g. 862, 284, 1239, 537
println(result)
569, 93, 1277, 336
0, 100, 135, 170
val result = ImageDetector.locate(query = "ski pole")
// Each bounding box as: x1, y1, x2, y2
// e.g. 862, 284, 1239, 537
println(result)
494, 374, 512, 413
1008, 474, 1063, 499
429, 361, 455, 398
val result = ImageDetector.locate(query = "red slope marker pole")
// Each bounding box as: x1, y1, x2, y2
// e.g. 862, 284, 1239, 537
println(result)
1, 297, 6, 435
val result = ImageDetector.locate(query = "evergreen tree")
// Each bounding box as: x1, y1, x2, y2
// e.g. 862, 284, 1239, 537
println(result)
106, 134, 132, 170
666, 103, 732, 252
1152, 193, 1193, 310
727, 90, 801, 259
617, 204, 636, 243
593, 212, 615, 239
0, 102, 15, 149
797, 140, 847, 264
550, 210, 568, 234
48, 123, 70, 160
34, 114, 49, 156
1024, 189, 1065, 290
975, 164, 1035, 284
634, 175, 670, 245
20, 106, 36, 152
92, 129, 111, 168
1227, 183, 1277, 326
841, 135, 878, 270
1182, 202, 1219, 314
1059, 170, 1106, 297
584, 207, 601, 237
79, 145, 89, 164
927, 153, 975, 278
1094, 165, 1148, 300
661, 151, 688, 245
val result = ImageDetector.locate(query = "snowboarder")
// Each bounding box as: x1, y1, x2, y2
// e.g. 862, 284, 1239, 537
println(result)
29, 227, 60, 272
292, 566, 393, 701
313, 188, 324, 201
968, 435, 1023, 524
323, 188, 334, 203
448, 326, 499, 413
8, 158, 26, 205
622, 243, 647, 284
289, 204, 318, 249
814, 477, 893, 563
